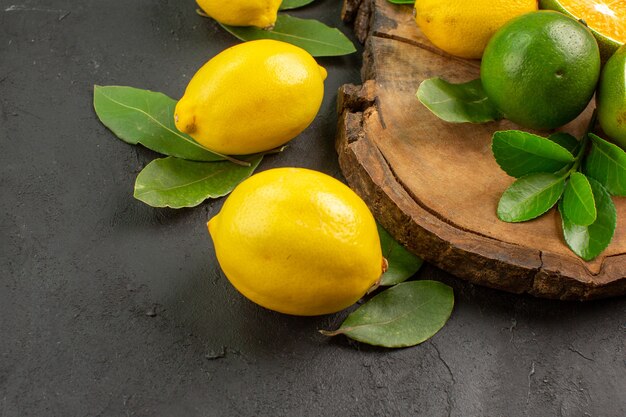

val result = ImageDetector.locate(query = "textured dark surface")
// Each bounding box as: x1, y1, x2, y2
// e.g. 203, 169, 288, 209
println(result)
0, 1, 624, 416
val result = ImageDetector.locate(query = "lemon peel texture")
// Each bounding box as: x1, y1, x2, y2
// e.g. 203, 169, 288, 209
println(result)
175, 40, 326, 155
208, 168, 384, 316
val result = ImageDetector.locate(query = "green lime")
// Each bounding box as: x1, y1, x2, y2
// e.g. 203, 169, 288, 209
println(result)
597, 44, 626, 150
481, 10, 601, 130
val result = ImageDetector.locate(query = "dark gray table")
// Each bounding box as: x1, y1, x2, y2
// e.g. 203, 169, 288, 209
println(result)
1, 1, 624, 416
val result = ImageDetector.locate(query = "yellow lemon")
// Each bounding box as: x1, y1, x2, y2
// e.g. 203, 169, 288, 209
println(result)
175, 40, 326, 155
196, 0, 282, 28
414, 0, 538, 59
207, 168, 385, 316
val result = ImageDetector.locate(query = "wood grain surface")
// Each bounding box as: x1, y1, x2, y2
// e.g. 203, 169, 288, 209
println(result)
336, 0, 626, 299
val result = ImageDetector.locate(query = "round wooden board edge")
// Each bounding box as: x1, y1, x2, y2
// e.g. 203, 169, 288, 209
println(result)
335, 0, 626, 300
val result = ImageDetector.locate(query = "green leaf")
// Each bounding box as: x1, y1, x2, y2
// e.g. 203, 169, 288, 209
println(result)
416, 78, 502, 124
386, 0, 414, 3
584, 133, 626, 196
562, 172, 596, 226
560, 178, 616, 261
492, 131, 575, 178
377, 224, 423, 286
133, 156, 262, 208
548, 132, 580, 154
497, 173, 566, 222
320, 281, 454, 348
279, 0, 314, 10
220, 15, 356, 57
93, 85, 233, 162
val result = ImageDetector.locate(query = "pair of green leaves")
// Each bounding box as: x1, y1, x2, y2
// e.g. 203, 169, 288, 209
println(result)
322, 226, 454, 348
493, 131, 578, 223
94, 85, 264, 208
204, 0, 356, 57
493, 130, 624, 261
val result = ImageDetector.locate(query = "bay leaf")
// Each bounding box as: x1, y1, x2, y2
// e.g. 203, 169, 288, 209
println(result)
492, 131, 575, 178
377, 224, 423, 286
320, 281, 454, 348
93, 85, 236, 163
220, 15, 356, 57
416, 78, 502, 124
560, 178, 616, 261
584, 133, 626, 196
561, 172, 596, 226
280, 0, 315, 10
497, 173, 566, 222
134, 156, 262, 208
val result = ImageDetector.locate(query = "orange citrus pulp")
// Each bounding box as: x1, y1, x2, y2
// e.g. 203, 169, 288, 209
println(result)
562, 0, 625, 43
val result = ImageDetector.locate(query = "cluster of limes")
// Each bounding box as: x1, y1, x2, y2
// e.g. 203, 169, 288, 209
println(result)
177, 1, 385, 316
414, 0, 626, 147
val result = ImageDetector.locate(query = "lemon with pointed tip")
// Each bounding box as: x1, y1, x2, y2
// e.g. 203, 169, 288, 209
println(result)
175, 40, 327, 155
196, 0, 282, 29
207, 168, 385, 316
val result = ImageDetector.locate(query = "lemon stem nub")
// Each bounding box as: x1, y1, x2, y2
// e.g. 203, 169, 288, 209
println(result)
366, 259, 388, 295
175, 112, 196, 134
318, 66, 327, 81
367, 276, 382, 295
196, 8, 210, 18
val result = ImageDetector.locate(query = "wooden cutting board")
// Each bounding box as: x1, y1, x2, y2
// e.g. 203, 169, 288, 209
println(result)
336, 0, 626, 299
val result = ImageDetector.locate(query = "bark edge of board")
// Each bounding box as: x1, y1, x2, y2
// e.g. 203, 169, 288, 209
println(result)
336, 0, 626, 300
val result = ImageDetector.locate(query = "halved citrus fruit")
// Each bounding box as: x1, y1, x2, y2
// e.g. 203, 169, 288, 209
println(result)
540, 0, 625, 61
